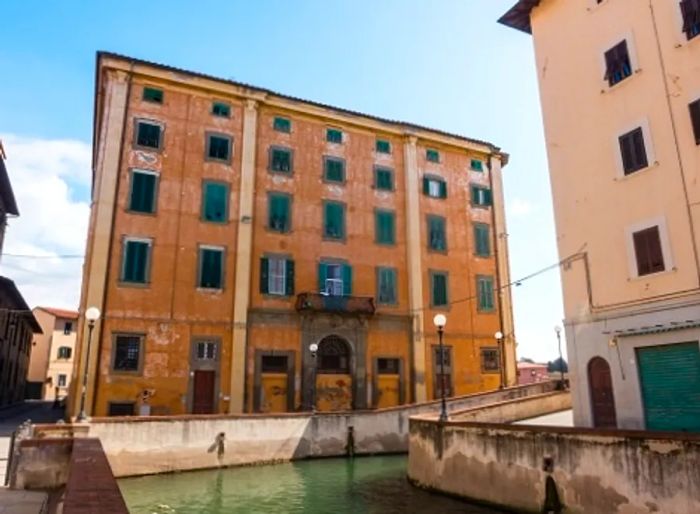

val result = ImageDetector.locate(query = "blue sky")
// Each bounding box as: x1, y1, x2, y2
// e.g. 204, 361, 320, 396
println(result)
0, 0, 566, 362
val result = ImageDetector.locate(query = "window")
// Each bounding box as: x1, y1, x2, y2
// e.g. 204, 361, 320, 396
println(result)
63, 321, 73, 335
481, 348, 501, 372
273, 116, 291, 133
471, 185, 493, 207
128, 169, 158, 213
112, 335, 142, 372
377, 358, 400, 374
327, 128, 343, 143
262, 355, 288, 373
426, 149, 440, 163
135, 120, 162, 149
427, 215, 447, 252
423, 176, 447, 199
121, 239, 151, 284
324, 157, 345, 183
633, 226, 665, 276
471, 159, 484, 172
198, 246, 224, 289
604, 40, 632, 87
319, 262, 352, 296
374, 167, 393, 191
269, 147, 293, 174
681, 0, 700, 40
206, 134, 231, 162
690, 99, 700, 145
57, 346, 72, 359
377, 267, 397, 305
619, 127, 648, 175
376, 139, 391, 154
317, 336, 350, 373
323, 201, 345, 240
431, 271, 448, 307
142, 87, 163, 104
196, 341, 217, 360
477, 275, 495, 312
268, 193, 291, 233
375, 210, 396, 245
432, 345, 453, 398
57, 374, 67, 387
260, 257, 294, 296
212, 101, 231, 117
474, 223, 491, 257
108, 402, 135, 416
202, 181, 229, 223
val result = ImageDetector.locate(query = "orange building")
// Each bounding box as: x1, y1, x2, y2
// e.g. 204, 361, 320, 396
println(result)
70, 52, 516, 417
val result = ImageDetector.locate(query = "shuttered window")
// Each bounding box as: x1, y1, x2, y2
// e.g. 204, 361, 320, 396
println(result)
681, 0, 700, 40
423, 176, 447, 199
260, 257, 294, 296
376, 139, 391, 154
198, 247, 224, 289
426, 149, 440, 163
619, 127, 648, 175
471, 185, 493, 207
202, 182, 229, 223
323, 201, 345, 240
207, 134, 231, 162
374, 167, 394, 191
471, 159, 484, 172
268, 193, 291, 233
269, 147, 293, 173
57, 346, 72, 359
604, 40, 633, 87
427, 215, 447, 252
432, 345, 452, 398
481, 348, 500, 372
273, 116, 291, 133
632, 226, 665, 276
375, 210, 396, 245
477, 275, 495, 312
112, 335, 142, 372
327, 128, 343, 143
128, 170, 158, 213
474, 223, 491, 257
121, 239, 151, 284
135, 121, 162, 149
212, 101, 231, 117
377, 267, 397, 304
690, 99, 700, 145
431, 272, 448, 307
324, 157, 345, 183
142, 87, 163, 103
318, 262, 352, 296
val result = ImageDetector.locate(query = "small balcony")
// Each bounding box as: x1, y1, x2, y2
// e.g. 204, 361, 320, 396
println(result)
295, 293, 376, 315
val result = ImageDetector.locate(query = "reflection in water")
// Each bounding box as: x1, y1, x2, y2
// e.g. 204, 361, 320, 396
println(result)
119, 455, 503, 514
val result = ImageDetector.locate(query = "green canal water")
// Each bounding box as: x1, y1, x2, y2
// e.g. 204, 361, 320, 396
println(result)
119, 455, 504, 513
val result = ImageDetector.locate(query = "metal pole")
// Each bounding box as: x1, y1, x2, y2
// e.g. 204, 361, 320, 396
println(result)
498, 337, 505, 389
77, 320, 95, 422
557, 330, 565, 388
438, 326, 448, 423
311, 351, 317, 414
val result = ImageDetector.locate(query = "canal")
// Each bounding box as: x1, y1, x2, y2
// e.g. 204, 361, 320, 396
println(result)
119, 455, 504, 513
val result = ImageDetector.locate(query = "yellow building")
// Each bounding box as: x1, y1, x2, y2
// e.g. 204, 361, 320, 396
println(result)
70, 52, 516, 418
500, 0, 700, 431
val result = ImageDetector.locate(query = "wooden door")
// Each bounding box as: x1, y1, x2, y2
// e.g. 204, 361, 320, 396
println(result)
588, 357, 617, 428
192, 370, 216, 414
261, 373, 289, 413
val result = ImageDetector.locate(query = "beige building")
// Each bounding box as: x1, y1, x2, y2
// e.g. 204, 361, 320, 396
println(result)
500, 1, 700, 431
27, 307, 78, 400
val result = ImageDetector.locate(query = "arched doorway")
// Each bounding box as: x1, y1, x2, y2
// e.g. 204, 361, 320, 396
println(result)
315, 335, 353, 411
588, 356, 617, 428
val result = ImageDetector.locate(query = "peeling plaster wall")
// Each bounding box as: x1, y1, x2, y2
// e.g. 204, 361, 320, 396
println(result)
408, 419, 700, 514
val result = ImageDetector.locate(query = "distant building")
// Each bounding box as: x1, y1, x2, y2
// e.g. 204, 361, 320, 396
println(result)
26, 307, 79, 400
516, 362, 549, 386
500, 1, 700, 431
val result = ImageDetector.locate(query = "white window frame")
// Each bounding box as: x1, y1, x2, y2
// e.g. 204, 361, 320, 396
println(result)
428, 179, 441, 198
198, 244, 225, 290
325, 264, 343, 296
268, 257, 287, 296
624, 216, 674, 279
613, 118, 656, 179
196, 340, 217, 361
599, 32, 640, 92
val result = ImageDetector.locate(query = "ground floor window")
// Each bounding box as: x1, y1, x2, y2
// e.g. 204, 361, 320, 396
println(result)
317, 336, 351, 373
108, 402, 135, 416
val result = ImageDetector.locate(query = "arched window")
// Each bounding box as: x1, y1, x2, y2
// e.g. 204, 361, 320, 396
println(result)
57, 346, 72, 359
317, 336, 350, 374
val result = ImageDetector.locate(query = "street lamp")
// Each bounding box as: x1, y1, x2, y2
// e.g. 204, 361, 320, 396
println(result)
433, 314, 448, 423
495, 331, 504, 389
77, 306, 100, 422
554, 326, 565, 389
309, 342, 319, 413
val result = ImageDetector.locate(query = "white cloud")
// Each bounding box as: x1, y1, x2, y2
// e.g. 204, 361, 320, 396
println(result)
0, 134, 90, 310
508, 198, 535, 217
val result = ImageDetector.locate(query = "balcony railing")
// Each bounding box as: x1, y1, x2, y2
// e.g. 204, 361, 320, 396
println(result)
295, 293, 376, 315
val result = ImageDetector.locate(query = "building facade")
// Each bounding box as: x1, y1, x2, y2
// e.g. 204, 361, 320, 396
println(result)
0, 141, 19, 259
516, 362, 549, 385
70, 52, 516, 418
26, 307, 78, 400
500, 0, 700, 431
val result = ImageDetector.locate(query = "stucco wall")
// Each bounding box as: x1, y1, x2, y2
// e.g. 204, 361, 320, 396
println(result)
408, 418, 700, 514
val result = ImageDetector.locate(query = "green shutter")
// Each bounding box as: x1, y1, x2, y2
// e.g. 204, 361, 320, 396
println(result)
203, 182, 228, 222
124, 241, 149, 283
324, 202, 344, 239
212, 102, 230, 117
475, 224, 490, 256
269, 194, 290, 232
376, 211, 395, 244
375, 168, 392, 190
285, 260, 295, 296
484, 188, 493, 206
478, 276, 495, 311
378, 268, 396, 304
471, 159, 483, 172
429, 217, 446, 251
130, 171, 156, 213
143, 87, 163, 103
439, 180, 447, 199
432, 273, 447, 306
327, 129, 343, 143
376, 139, 390, 153
342, 264, 353, 296
260, 258, 269, 294
273, 117, 291, 133
318, 263, 328, 292
427, 149, 439, 162
325, 158, 345, 182
423, 177, 430, 195
200, 249, 222, 289
271, 148, 292, 173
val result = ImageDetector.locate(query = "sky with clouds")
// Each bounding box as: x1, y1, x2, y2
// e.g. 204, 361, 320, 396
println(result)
0, 0, 566, 362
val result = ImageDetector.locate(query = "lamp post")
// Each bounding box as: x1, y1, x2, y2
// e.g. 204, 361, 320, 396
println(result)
433, 314, 448, 423
554, 326, 565, 389
309, 342, 319, 413
77, 307, 101, 422
495, 331, 504, 389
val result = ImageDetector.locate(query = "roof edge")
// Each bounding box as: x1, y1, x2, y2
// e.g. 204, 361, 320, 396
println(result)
498, 0, 540, 34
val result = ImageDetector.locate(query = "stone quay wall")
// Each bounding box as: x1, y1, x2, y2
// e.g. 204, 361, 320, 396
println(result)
407, 417, 700, 514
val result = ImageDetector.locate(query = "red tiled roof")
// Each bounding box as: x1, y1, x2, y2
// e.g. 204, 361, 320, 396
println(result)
36, 306, 79, 320
517, 362, 548, 369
